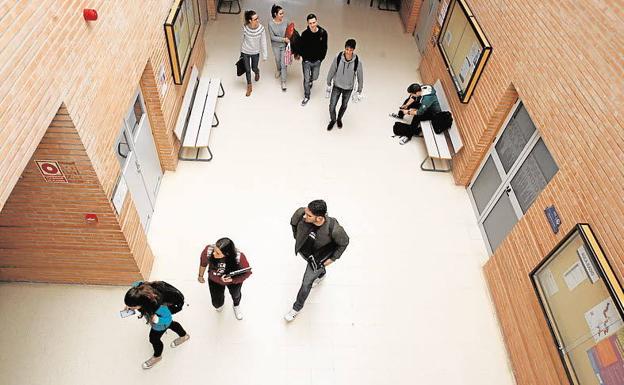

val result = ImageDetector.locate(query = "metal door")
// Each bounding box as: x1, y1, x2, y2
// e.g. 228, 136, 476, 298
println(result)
414, 0, 440, 54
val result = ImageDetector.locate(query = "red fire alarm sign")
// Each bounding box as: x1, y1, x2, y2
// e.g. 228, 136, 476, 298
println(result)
85, 213, 98, 224
35, 160, 68, 183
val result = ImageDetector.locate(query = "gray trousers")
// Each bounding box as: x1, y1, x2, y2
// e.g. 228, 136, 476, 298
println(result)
293, 263, 326, 311
302, 60, 321, 98
329, 86, 353, 122
272, 45, 287, 82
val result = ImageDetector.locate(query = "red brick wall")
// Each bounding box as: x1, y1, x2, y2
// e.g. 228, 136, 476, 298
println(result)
0, 0, 207, 284
0, 106, 147, 285
418, 0, 624, 384
400, 0, 422, 33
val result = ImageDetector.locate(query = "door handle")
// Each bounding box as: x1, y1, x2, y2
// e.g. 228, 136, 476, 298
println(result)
505, 186, 512, 196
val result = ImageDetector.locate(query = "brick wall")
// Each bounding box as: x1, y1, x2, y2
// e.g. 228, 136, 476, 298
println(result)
0, 0, 207, 284
418, 0, 624, 384
399, 0, 422, 33
0, 105, 147, 285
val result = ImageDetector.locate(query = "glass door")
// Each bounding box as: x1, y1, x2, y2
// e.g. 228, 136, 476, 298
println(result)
468, 100, 559, 253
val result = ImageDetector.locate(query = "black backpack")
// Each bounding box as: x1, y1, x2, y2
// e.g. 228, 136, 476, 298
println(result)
336, 52, 359, 72
299, 219, 337, 271
432, 111, 453, 134
152, 281, 185, 314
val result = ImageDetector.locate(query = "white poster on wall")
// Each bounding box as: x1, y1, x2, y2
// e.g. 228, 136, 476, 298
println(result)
585, 297, 624, 343
577, 245, 600, 283
563, 261, 587, 290
540, 268, 559, 297
158, 63, 168, 98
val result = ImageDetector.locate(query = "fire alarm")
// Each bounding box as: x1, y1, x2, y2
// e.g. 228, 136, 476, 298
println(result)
85, 213, 99, 224
83, 9, 98, 21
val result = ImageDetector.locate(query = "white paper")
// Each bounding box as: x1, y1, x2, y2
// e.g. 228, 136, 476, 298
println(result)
438, 0, 450, 26
563, 261, 587, 290
112, 177, 128, 215
577, 245, 600, 283
585, 297, 624, 342
158, 64, 168, 98
540, 268, 559, 296
468, 42, 481, 65
458, 58, 471, 83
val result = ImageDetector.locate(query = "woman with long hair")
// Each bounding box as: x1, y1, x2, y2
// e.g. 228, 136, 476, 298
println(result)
268, 4, 289, 91
197, 237, 252, 320
124, 281, 189, 369
240, 10, 268, 96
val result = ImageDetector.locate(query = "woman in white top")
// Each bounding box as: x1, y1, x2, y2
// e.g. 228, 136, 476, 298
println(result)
240, 10, 268, 96
268, 4, 289, 91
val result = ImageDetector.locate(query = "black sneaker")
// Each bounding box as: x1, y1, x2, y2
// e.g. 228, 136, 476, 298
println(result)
337, 120, 343, 128
327, 121, 335, 131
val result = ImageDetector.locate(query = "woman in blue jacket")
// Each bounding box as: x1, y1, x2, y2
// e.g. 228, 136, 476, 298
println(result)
124, 282, 190, 369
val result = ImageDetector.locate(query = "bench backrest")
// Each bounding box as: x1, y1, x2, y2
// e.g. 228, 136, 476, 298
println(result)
433, 80, 463, 154
174, 66, 200, 141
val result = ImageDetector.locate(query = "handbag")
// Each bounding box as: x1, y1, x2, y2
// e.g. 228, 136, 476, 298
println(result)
235, 56, 245, 77
284, 43, 293, 66
432, 111, 453, 134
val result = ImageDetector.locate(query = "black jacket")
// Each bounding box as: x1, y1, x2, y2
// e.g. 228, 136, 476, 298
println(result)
298, 26, 328, 62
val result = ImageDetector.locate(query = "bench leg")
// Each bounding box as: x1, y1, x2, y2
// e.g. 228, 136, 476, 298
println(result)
179, 147, 213, 162
218, 0, 241, 14
420, 156, 452, 173
212, 112, 219, 128
218, 83, 225, 98
378, 0, 399, 11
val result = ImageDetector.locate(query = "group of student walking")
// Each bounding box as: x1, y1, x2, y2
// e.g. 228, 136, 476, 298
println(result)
239, 5, 365, 131
123, 200, 349, 370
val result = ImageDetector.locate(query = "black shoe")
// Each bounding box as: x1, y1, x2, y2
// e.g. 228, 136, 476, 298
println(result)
327, 121, 335, 131
337, 120, 343, 128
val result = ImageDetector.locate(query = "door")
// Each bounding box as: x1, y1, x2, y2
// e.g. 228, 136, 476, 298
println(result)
113, 89, 163, 231
468, 100, 559, 254
414, 0, 440, 54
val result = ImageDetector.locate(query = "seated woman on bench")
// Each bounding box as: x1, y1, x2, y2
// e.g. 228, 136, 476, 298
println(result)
390, 83, 441, 145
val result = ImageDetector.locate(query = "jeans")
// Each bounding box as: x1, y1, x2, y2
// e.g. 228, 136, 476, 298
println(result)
149, 321, 186, 357
293, 263, 326, 311
242, 52, 259, 85
302, 60, 321, 98
272, 45, 287, 83
329, 86, 353, 122
208, 279, 243, 308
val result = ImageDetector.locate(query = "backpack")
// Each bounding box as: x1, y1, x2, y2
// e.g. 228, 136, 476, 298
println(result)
152, 281, 185, 314
336, 52, 359, 72
432, 111, 453, 134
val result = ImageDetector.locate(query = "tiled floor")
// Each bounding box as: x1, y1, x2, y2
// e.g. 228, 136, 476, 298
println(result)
0, 1, 515, 384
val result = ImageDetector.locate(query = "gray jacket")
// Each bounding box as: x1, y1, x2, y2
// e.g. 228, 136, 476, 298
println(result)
290, 207, 350, 261
326, 52, 363, 93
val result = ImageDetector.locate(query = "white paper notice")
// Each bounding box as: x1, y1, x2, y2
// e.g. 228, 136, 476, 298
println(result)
577, 245, 600, 283
540, 269, 559, 297
585, 297, 624, 342
112, 177, 128, 215
563, 261, 588, 290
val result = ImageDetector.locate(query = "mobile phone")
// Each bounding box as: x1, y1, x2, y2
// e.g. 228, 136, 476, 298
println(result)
120, 309, 136, 318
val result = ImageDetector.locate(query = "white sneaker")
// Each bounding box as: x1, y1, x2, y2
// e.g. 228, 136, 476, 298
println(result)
312, 276, 325, 288
284, 309, 299, 322
233, 305, 243, 320
215, 305, 224, 312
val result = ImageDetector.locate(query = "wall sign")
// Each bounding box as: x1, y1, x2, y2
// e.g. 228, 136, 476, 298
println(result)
544, 205, 562, 234
112, 175, 128, 215
35, 160, 68, 183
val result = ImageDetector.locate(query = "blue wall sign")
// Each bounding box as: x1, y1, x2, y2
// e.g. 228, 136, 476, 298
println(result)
544, 205, 561, 234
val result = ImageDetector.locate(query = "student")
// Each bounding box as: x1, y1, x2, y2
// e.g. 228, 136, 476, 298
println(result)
325, 39, 364, 130
240, 10, 268, 96
124, 281, 189, 369
268, 4, 289, 91
390, 83, 441, 144
284, 200, 349, 322
298, 13, 328, 106
197, 237, 252, 320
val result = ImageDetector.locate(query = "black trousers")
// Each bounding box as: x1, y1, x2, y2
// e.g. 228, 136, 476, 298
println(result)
208, 279, 243, 308
242, 53, 259, 85
393, 110, 437, 138
149, 321, 186, 357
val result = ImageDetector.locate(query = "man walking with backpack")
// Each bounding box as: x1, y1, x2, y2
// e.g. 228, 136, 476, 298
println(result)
298, 14, 328, 106
284, 200, 349, 322
325, 39, 364, 130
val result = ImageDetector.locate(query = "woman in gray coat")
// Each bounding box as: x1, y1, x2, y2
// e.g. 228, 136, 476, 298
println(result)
268, 4, 289, 91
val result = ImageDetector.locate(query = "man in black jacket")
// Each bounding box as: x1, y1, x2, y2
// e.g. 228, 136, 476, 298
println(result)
298, 14, 328, 106
284, 200, 349, 322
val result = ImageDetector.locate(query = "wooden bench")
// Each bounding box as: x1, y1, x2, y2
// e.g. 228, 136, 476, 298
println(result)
174, 66, 224, 162
419, 80, 463, 172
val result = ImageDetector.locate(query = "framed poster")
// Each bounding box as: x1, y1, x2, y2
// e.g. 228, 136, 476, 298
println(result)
165, 0, 201, 85
532, 224, 624, 385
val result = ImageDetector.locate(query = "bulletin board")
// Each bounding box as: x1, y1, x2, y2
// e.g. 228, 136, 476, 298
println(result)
165, 0, 201, 85
437, 0, 491, 103
532, 224, 624, 385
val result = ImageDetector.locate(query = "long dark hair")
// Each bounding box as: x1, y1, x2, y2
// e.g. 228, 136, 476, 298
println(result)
215, 237, 240, 273
271, 4, 282, 18
244, 10, 256, 24
124, 282, 162, 320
